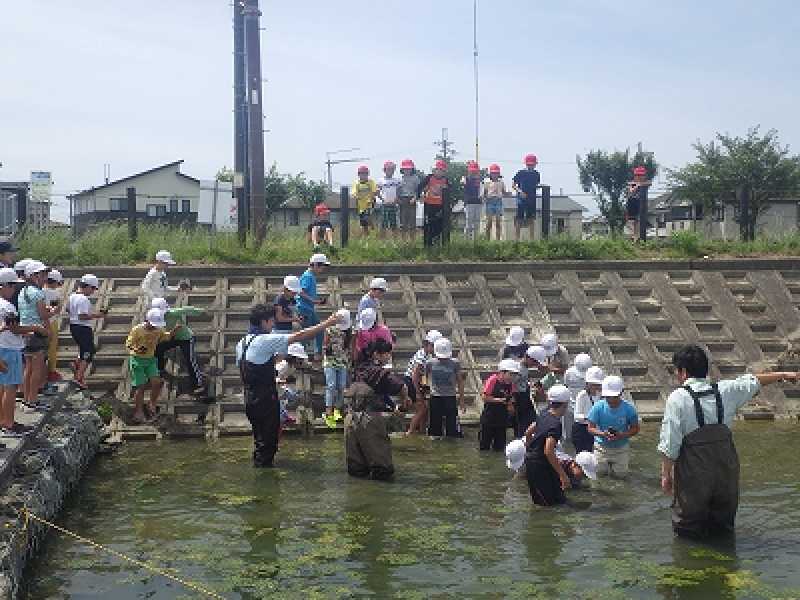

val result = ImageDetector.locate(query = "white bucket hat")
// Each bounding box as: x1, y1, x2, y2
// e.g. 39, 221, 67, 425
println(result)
505, 439, 526, 471
498, 358, 521, 374
47, 269, 63, 283
575, 451, 598, 480
24, 260, 48, 278
547, 384, 571, 404
574, 353, 592, 374
541, 333, 559, 356
151, 297, 169, 311
602, 375, 624, 397
434, 338, 453, 359
287, 343, 309, 360
146, 308, 167, 328
335, 308, 351, 330
14, 259, 31, 273
425, 329, 443, 344
526, 345, 547, 364
0, 268, 23, 285
310, 252, 331, 266
155, 250, 176, 265
80, 274, 100, 289
283, 275, 302, 293
585, 366, 605, 385
369, 277, 389, 291
356, 307, 377, 331
505, 325, 525, 347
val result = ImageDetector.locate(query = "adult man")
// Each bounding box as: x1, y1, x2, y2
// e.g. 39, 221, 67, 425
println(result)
512, 153, 540, 241
295, 253, 330, 360
358, 277, 388, 314
587, 375, 639, 478
658, 344, 798, 538
236, 304, 340, 467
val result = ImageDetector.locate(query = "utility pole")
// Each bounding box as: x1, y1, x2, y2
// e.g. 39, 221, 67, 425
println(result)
243, 0, 266, 243
473, 0, 480, 164
233, 0, 248, 244
325, 148, 367, 191
434, 128, 456, 163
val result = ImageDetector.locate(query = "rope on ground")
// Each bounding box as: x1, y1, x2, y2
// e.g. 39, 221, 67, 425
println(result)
16, 507, 228, 600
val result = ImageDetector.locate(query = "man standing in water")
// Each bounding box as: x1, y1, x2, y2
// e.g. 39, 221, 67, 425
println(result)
659, 344, 799, 538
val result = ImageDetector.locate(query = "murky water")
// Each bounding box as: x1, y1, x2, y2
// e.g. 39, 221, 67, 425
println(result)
21, 423, 800, 599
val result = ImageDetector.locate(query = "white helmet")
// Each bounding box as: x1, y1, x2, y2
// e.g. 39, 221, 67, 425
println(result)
547, 384, 571, 404
498, 358, 520, 374
287, 343, 309, 360
335, 308, 352, 331
541, 333, 559, 356
602, 375, 624, 397
585, 366, 605, 385
151, 297, 169, 311
356, 307, 377, 331
574, 353, 592, 373
505, 325, 525, 347
369, 277, 389, 291
283, 275, 302, 293
425, 330, 443, 344
526, 345, 547, 364
434, 338, 453, 359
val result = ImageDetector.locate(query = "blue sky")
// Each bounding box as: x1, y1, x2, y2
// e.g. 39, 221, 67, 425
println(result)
2, 0, 799, 222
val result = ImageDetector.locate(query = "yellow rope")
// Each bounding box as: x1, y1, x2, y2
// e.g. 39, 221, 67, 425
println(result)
17, 507, 227, 599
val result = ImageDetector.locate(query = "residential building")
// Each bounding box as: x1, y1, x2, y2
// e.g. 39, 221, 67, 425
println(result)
0, 174, 52, 234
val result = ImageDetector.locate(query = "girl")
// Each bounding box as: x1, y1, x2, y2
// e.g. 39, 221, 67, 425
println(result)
426, 338, 465, 438
483, 164, 506, 240
276, 342, 309, 428
479, 359, 518, 451
404, 330, 442, 435
572, 366, 604, 453
18, 261, 50, 408
524, 384, 572, 506
322, 309, 352, 428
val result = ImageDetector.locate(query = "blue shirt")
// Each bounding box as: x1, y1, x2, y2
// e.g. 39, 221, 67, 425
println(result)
18, 285, 45, 326
358, 294, 378, 314
235, 333, 290, 366
512, 169, 540, 199
587, 399, 639, 449
295, 269, 317, 315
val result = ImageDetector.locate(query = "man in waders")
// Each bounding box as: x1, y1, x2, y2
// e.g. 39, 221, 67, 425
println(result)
236, 304, 341, 467
658, 344, 799, 537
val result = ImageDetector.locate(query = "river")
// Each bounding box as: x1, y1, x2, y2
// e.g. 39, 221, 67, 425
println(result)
21, 422, 800, 599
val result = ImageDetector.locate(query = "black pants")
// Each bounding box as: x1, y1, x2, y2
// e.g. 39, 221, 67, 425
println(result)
572, 422, 594, 453
244, 391, 280, 467
514, 392, 537, 438
428, 395, 458, 437
479, 422, 506, 451
155, 337, 205, 388
526, 456, 566, 506
424, 203, 444, 247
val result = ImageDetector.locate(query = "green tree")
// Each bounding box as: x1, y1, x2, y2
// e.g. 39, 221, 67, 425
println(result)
215, 165, 234, 182
577, 149, 658, 234
286, 172, 327, 209
668, 127, 800, 240
264, 163, 289, 215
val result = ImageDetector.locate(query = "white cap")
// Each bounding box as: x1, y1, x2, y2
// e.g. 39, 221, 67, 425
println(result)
145, 308, 167, 328
425, 329, 443, 344
505, 325, 525, 347
498, 358, 521, 374
283, 275, 302, 293
585, 366, 605, 385
356, 307, 377, 331
505, 439, 526, 471
541, 333, 559, 356
434, 338, 453, 359
574, 353, 592, 373
13, 259, 31, 273
602, 375, 624, 397
151, 297, 169, 311
47, 269, 63, 283
547, 384, 571, 404
369, 277, 389, 291
310, 253, 331, 266
0, 267, 23, 285
575, 451, 598, 480
24, 260, 48, 278
335, 308, 351, 330
80, 274, 100, 288
155, 250, 176, 265
526, 345, 547, 364
287, 343, 308, 360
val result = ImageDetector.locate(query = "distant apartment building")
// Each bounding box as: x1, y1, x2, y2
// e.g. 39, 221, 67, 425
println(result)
0, 172, 52, 234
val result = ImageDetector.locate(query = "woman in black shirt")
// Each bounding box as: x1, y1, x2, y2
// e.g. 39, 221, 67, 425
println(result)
524, 384, 572, 506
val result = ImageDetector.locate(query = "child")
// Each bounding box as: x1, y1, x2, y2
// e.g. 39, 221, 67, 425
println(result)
358, 277, 388, 314
420, 160, 449, 247
296, 253, 330, 360
483, 164, 506, 240
587, 375, 640, 478
309, 201, 335, 247
125, 308, 182, 424
502, 326, 534, 437
353, 165, 378, 236
378, 161, 401, 234
397, 159, 422, 242
151, 297, 206, 395
276, 342, 308, 427
426, 337, 465, 437
353, 308, 393, 366
563, 353, 592, 443
523, 384, 572, 506
541, 332, 570, 375
68, 274, 106, 389
573, 366, 604, 453
479, 358, 517, 450
140, 250, 189, 301
462, 161, 483, 241
404, 329, 442, 435
273, 275, 301, 334
323, 309, 352, 427
18, 260, 51, 408
512, 153, 540, 241
44, 269, 64, 382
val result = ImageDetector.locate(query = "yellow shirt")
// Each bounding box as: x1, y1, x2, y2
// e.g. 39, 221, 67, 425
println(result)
352, 179, 378, 213
125, 323, 171, 358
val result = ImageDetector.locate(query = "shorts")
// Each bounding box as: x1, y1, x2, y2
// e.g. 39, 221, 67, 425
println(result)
516, 195, 536, 223
382, 204, 398, 229
129, 355, 159, 388
308, 220, 333, 234
358, 210, 371, 227
398, 198, 416, 230
0, 347, 23, 386
593, 443, 630, 477
70, 324, 96, 362
485, 197, 503, 217
24, 332, 48, 355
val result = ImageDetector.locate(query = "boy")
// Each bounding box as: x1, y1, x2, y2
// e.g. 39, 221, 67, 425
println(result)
587, 375, 640, 478
151, 297, 206, 395
573, 366, 604, 453
480, 359, 517, 451
462, 161, 483, 241
421, 160, 449, 247
296, 253, 330, 359
397, 159, 422, 242
140, 250, 189, 301
44, 269, 64, 382
353, 165, 378, 236
378, 161, 401, 234
483, 164, 506, 240
425, 337, 465, 438
18, 260, 51, 408
404, 329, 442, 435
68, 274, 106, 389
322, 309, 352, 426
512, 153, 540, 241
273, 275, 301, 334
541, 332, 570, 375
125, 308, 183, 424
562, 353, 592, 443
358, 277, 388, 314
309, 201, 335, 247
501, 326, 534, 437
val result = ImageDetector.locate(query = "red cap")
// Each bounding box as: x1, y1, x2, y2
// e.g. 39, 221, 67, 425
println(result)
383, 160, 396, 170
357, 165, 369, 175
314, 203, 331, 217
400, 159, 415, 170
488, 164, 501, 174
524, 154, 538, 166
633, 166, 647, 177
467, 161, 480, 173
434, 159, 447, 171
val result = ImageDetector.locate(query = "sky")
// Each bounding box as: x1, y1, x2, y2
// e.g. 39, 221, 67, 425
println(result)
2, 0, 800, 223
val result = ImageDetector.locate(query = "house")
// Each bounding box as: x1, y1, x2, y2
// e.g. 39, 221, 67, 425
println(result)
69, 161, 200, 234
268, 191, 343, 232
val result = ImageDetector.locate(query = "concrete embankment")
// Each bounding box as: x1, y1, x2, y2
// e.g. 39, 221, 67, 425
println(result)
0, 387, 103, 600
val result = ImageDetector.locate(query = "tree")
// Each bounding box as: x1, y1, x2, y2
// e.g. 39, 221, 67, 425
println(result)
215, 166, 234, 182
286, 173, 327, 209
577, 149, 658, 234
264, 163, 289, 215
668, 127, 800, 240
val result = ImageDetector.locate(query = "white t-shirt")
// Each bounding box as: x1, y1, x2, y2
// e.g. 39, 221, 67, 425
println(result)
68, 292, 93, 326
44, 288, 62, 306
379, 176, 401, 206
0, 299, 25, 350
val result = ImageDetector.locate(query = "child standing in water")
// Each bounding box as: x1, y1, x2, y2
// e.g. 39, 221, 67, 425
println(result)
426, 338, 465, 437
572, 366, 604, 453
479, 359, 518, 451
524, 384, 572, 506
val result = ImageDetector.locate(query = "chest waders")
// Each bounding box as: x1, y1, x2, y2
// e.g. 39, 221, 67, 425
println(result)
344, 383, 394, 480
673, 384, 740, 537
239, 336, 280, 467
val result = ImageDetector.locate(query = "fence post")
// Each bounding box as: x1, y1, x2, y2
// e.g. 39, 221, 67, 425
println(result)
540, 185, 551, 239
127, 186, 137, 241
340, 186, 350, 248
638, 183, 650, 243
442, 185, 451, 245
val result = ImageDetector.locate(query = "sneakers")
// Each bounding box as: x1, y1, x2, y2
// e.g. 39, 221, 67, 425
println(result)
324, 413, 338, 429
333, 408, 343, 421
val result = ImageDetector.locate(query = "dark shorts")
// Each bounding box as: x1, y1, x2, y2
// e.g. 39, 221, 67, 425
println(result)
359, 210, 371, 227
70, 324, 96, 362
24, 332, 48, 355
516, 196, 536, 222
308, 220, 333, 234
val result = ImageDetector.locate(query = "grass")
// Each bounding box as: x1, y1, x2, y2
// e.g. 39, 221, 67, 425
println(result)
14, 224, 800, 266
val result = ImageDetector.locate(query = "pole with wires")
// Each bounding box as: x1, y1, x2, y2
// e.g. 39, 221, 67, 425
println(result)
473, 0, 479, 164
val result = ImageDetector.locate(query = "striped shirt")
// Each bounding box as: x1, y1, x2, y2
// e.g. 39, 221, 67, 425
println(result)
405, 348, 429, 378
